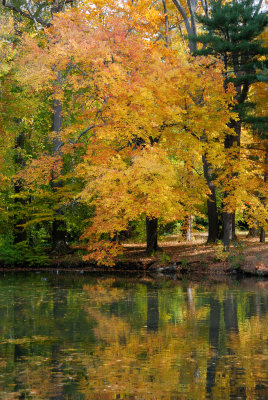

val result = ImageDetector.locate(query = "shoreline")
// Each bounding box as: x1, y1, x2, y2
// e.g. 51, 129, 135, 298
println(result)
0, 259, 267, 279
0, 234, 267, 279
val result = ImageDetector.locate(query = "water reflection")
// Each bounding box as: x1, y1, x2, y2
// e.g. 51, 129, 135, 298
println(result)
0, 273, 267, 399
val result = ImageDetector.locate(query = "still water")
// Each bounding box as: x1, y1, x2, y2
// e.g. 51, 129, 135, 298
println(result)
0, 273, 267, 400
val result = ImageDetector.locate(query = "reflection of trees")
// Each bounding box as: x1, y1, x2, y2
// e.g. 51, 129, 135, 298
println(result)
206, 297, 221, 396
146, 286, 159, 332
205, 287, 268, 400
0, 275, 267, 399
80, 282, 210, 399
0, 274, 93, 398
223, 294, 239, 333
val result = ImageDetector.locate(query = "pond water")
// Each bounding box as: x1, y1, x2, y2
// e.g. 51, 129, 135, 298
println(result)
0, 273, 267, 400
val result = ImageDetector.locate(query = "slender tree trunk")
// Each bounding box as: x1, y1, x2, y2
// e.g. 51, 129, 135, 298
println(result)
146, 217, 158, 255
12, 16, 27, 245
223, 120, 241, 249
260, 228, 265, 243
186, 215, 193, 242
51, 97, 69, 254
202, 154, 219, 243
14, 129, 27, 244
248, 225, 259, 237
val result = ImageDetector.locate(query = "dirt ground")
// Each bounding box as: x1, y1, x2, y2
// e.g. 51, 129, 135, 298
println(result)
121, 232, 268, 277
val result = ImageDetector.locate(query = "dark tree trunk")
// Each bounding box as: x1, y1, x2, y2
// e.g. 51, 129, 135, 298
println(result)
146, 217, 158, 255
222, 120, 241, 250
52, 98, 62, 135
51, 219, 69, 255
51, 97, 69, 254
260, 228, 265, 243
14, 130, 27, 244
247, 225, 259, 237
13, 179, 27, 244
202, 154, 219, 243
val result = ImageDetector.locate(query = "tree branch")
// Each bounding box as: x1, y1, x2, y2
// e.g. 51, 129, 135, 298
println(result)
2, 0, 51, 27
171, 0, 191, 34
75, 125, 96, 143
171, 0, 196, 52
255, 0, 264, 16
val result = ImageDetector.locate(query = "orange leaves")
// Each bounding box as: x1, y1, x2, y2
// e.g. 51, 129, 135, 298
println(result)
82, 240, 124, 267
78, 143, 208, 265
19, 154, 63, 189
14, 4, 237, 264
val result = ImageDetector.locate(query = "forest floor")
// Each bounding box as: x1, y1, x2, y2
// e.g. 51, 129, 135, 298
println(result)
125, 232, 268, 277
49, 231, 268, 279
1, 232, 267, 278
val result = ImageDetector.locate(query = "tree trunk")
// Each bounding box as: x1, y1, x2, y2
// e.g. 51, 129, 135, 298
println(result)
247, 225, 259, 238
223, 209, 232, 250
223, 120, 241, 250
146, 217, 158, 255
51, 219, 69, 255
231, 212, 237, 241
51, 97, 69, 254
260, 228, 265, 243
202, 154, 219, 243
181, 215, 193, 241
14, 130, 27, 244
186, 215, 193, 242
12, 17, 27, 245
14, 179, 27, 244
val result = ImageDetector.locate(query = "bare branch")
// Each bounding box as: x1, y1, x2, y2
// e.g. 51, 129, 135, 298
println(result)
75, 125, 96, 143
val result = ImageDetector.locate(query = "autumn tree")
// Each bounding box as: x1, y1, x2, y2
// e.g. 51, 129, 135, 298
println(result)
15, 5, 236, 264
193, 0, 268, 248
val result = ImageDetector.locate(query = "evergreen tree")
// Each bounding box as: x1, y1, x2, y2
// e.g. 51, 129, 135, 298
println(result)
192, 0, 268, 248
